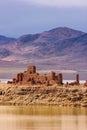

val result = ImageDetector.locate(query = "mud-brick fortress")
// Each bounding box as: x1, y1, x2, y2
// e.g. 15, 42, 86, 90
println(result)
10, 65, 81, 86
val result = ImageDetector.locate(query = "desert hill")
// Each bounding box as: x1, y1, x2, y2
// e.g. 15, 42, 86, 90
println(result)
0, 27, 87, 71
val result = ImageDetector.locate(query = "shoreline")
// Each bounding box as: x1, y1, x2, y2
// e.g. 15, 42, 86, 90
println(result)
0, 83, 87, 107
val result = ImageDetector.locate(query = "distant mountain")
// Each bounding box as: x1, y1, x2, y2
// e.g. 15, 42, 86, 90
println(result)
0, 27, 87, 71
0, 35, 16, 45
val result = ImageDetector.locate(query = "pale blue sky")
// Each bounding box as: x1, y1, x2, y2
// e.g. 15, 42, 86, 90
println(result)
0, 0, 87, 37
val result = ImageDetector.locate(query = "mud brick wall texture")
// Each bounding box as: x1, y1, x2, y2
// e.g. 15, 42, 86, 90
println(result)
7, 65, 86, 86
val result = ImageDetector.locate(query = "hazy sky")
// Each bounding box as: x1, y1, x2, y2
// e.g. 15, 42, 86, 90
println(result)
0, 0, 87, 37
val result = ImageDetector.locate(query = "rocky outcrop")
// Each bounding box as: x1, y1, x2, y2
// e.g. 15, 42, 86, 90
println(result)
0, 83, 87, 107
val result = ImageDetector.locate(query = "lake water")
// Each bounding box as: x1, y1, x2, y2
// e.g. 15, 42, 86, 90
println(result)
0, 105, 87, 130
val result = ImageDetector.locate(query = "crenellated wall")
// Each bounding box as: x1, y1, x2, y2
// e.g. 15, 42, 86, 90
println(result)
11, 65, 63, 85
7, 65, 85, 86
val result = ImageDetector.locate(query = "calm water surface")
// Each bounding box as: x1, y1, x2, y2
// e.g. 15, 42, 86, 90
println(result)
0, 106, 87, 130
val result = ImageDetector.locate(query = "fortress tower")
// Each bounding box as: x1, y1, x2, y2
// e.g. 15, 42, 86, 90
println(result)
27, 66, 36, 74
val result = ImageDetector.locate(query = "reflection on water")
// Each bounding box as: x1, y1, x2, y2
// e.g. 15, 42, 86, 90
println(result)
0, 106, 87, 130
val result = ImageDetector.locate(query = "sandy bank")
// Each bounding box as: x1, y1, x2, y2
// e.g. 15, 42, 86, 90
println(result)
0, 83, 87, 107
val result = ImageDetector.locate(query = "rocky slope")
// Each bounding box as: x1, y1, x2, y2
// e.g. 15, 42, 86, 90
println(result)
0, 83, 87, 107
0, 27, 87, 70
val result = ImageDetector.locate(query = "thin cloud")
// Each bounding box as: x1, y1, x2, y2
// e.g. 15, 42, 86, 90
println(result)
0, 0, 87, 7
20, 0, 87, 7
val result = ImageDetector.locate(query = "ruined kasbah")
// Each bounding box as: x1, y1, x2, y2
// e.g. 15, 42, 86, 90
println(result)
7, 65, 87, 86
